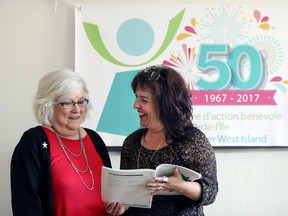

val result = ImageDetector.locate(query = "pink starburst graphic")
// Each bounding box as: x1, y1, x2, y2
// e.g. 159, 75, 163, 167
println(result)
268, 76, 288, 93
253, 10, 270, 30
163, 44, 201, 90
176, 18, 198, 40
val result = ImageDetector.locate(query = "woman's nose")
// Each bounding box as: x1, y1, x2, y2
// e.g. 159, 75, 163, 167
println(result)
133, 100, 140, 109
71, 104, 81, 112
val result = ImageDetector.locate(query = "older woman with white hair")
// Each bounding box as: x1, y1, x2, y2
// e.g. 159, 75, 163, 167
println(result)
11, 69, 112, 216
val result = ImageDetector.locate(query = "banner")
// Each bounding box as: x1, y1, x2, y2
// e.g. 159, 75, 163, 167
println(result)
75, 4, 288, 147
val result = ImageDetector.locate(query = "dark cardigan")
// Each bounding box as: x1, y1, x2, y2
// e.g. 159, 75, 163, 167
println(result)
10, 126, 111, 216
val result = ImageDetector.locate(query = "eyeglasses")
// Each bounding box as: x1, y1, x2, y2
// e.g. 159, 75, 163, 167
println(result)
57, 98, 89, 109
144, 66, 161, 81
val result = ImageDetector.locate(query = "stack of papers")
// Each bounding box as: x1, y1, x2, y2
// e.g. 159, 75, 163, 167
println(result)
101, 164, 202, 208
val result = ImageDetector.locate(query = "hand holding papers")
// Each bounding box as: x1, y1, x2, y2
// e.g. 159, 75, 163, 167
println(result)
102, 167, 154, 208
101, 164, 202, 208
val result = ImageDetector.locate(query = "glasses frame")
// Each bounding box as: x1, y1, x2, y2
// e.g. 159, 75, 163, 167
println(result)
144, 66, 161, 81
57, 98, 89, 109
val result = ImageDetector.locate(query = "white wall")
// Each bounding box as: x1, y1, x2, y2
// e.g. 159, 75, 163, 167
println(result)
1, 0, 288, 215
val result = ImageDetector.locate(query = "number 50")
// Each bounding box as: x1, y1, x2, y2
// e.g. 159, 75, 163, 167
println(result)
196, 44, 263, 90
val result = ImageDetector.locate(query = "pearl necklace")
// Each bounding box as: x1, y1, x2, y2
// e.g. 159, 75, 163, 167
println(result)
52, 126, 94, 191
137, 137, 164, 169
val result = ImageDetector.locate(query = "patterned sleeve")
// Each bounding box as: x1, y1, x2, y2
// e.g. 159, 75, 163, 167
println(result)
120, 136, 131, 169
181, 127, 218, 206
120, 130, 140, 170
120, 129, 146, 169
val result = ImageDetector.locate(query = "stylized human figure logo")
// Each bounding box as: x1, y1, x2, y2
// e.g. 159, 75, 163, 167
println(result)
82, 9, 185, 136
83, 9, 185, 67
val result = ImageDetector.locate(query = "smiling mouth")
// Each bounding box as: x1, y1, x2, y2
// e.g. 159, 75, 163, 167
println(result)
69, 116, 80, 120
138, 112, 147, 119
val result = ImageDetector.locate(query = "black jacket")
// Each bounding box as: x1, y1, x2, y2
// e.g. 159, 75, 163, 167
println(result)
10, 126, 111, 216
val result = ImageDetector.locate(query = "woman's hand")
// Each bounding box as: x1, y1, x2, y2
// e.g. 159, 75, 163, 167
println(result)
104, 202, 128, 215
146, 168, 202, 201
146, 167, 184, 195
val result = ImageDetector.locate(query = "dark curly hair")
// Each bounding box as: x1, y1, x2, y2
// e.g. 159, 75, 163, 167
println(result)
131, 64, 193, 141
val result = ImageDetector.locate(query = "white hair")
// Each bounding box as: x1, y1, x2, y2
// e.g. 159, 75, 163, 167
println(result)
33, 68, 91, 125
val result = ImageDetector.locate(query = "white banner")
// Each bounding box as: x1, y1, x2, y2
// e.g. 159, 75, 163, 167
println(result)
75, 4, 288, 147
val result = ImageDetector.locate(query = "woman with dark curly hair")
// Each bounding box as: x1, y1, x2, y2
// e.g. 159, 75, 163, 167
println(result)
106, 64, 218, 216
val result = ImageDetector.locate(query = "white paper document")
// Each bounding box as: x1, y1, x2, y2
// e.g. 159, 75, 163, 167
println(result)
101, 164, 202, 208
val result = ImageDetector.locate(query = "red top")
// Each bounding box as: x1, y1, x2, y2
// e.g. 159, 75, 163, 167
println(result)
44, 128, 109, 216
